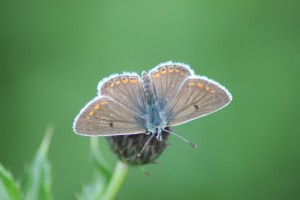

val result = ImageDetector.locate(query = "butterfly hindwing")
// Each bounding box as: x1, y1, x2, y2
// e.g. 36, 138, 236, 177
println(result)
149, 62, 193, 112
73, 96, 146, 136
165, 76, 232, 127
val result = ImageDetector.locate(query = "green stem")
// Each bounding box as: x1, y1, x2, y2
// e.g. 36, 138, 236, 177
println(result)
101, 160, 129, 200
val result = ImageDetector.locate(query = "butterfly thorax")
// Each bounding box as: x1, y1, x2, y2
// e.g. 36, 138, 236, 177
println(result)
142, 71, 166, 140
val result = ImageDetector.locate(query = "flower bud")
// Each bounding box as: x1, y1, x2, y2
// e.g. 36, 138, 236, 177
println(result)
107, 128, 170, 165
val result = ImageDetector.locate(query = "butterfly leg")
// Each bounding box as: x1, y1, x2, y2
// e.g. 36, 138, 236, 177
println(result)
155, 128, 164, 141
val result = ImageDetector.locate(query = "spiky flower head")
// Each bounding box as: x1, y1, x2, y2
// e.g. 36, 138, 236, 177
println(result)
107, 128, 170, 165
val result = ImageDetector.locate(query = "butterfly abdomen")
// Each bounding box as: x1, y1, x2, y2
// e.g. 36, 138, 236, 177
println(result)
142, 71, 155, 105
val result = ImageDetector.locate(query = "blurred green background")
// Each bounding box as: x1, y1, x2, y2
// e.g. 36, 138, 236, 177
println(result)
1, 0, 299, 199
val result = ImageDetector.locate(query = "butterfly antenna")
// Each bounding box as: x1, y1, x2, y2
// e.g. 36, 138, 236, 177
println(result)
137, 130, 157, 157
163, 129, 198, 148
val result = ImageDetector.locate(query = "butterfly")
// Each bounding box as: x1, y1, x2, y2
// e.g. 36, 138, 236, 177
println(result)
73, 61, 232, 142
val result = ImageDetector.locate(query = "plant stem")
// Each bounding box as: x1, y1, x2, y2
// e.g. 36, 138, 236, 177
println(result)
101, 160, 129, 200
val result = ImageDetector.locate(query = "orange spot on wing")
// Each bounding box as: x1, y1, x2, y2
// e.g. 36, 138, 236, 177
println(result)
168, 66, 174, 72
89, 111, 94, 116
152, 72, 160, 78
101, 101, 107, 105
189, 82, 195, 86
114, 78, 120, 84
106, 87, 110, 91
129, 77, 138, 83
94, 105, 100, 110
160, 67, 167, 74
205, 86, 210, 91
175, 68, 180, 73
122, 77, 128, 83
197, 83, 203, 88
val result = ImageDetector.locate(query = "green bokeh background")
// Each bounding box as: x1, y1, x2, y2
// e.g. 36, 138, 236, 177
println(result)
1, 1, 299, 199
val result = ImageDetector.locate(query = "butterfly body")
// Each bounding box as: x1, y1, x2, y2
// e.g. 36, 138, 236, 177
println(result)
73, 61, 232, 142
142, 71, 167, 140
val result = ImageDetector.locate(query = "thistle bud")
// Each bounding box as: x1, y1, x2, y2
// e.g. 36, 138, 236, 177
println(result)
107, 128, 170, 165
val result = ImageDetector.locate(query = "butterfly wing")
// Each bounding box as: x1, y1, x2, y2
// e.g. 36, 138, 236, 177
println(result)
97, 73, 147, 117
73, 96, 146, 136
149, 62, 193, 111
165, 76, 232, 126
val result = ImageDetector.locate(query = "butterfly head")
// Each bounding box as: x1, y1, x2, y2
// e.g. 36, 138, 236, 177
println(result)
146, 118, 168, 141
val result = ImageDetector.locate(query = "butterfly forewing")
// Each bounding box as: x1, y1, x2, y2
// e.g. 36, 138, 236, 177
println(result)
98, 73, 147, 117
149, 63, 193, 111
166, 76, 232, 127
73, 97, 146, 136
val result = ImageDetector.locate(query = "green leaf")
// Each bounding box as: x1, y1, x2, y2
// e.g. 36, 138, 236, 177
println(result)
90, 138, 112, 181
78, 138, 129, 200
77, 138, 113, 200
0, 164, 22, 200
24, 125, 54, 200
